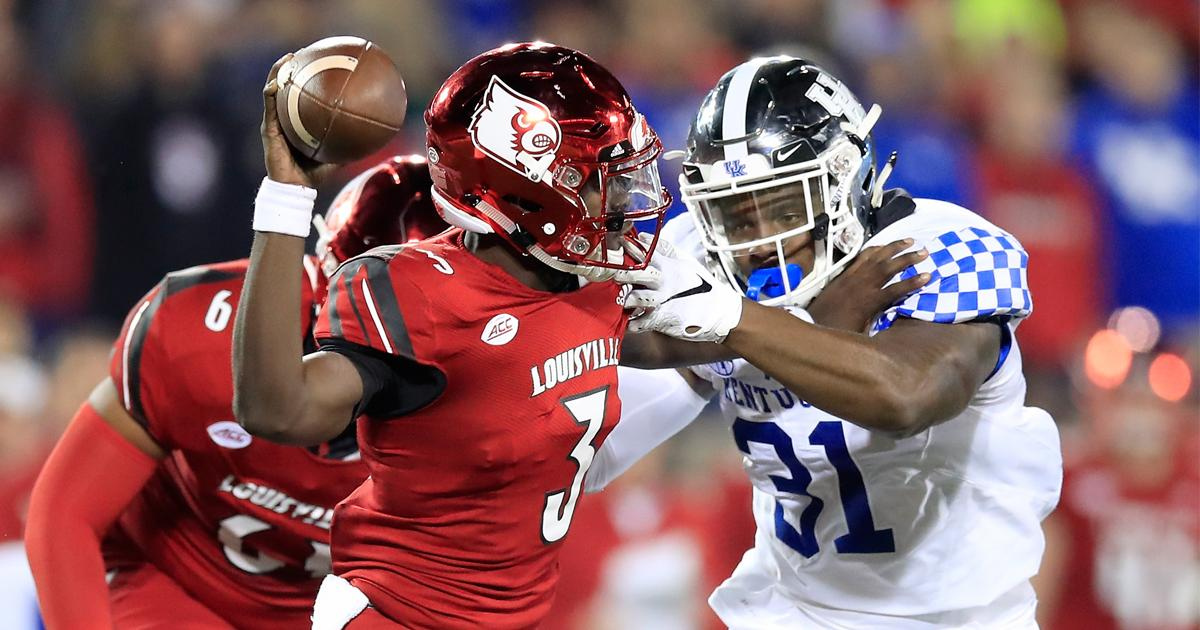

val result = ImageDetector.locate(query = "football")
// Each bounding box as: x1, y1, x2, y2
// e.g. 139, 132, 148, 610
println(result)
275, 36, 407, 164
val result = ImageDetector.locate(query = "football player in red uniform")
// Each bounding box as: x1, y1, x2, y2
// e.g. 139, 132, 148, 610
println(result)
234, 43, 674, 628
25, 155, 441, 630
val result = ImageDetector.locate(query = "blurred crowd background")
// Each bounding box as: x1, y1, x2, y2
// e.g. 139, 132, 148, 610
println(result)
0, 0, 1196, 628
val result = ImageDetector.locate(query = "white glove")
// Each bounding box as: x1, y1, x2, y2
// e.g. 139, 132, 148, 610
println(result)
620, 237, 744, 343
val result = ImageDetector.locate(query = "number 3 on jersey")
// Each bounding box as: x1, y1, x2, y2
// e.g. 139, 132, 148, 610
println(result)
733, 419, 895, 558
541, 387, 607, 543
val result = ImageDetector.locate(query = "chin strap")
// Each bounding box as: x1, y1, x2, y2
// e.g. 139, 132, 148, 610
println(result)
526, 244, 613, 281
528, 236, 651, 283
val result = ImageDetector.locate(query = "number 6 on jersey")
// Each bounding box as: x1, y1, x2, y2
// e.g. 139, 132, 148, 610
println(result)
541, 387, 608, 543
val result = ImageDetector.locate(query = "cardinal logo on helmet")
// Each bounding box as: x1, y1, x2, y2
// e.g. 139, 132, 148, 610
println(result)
470, 77, 562, 184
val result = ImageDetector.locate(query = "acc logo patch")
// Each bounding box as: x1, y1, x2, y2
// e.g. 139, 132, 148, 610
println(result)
207, 421, 252, 449
470, 76, 561, 184
482, 313, 520, 346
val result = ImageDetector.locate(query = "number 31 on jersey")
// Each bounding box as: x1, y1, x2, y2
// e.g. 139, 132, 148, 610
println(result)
734, 418, 895, 558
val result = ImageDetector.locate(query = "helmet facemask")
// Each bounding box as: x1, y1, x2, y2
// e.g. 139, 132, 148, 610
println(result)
551, 136, 671, 276
682, 135, 872, 308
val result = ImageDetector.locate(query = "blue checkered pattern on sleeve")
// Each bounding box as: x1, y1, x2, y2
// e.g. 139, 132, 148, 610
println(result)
873, 227, 1032, 333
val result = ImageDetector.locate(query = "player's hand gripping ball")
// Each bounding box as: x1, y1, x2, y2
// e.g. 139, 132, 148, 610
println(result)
275, 36, 407, 164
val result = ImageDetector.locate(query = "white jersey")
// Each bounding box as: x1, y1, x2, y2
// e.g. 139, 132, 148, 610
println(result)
663, 200, 1063, 627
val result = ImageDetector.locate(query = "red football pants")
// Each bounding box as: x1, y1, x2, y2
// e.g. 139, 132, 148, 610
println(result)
108, 563, 234, 630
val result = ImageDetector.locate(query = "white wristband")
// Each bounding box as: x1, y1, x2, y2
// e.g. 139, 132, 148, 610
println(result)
253, 177, 318, 238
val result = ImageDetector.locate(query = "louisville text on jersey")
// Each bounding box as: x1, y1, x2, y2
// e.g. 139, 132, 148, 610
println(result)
218, 475, 336, 530
530, 336, 621, 397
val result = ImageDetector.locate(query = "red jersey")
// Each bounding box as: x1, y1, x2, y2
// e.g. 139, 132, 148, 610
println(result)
106, 258, 368, 628
313, 229, 628, 628
1051, 453, 1200, 630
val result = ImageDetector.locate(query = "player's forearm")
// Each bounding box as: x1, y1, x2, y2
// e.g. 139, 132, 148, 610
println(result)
724, 301, 937, 434
233, 232, 309, 436
620, 332, 735, 368
27, 519, 113, 630
27, 403, 158, 630
621, 289, 899, 370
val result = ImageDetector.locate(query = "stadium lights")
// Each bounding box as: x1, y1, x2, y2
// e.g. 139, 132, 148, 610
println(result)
1084, 329, 1133, 390
1148, 353, 1192, 402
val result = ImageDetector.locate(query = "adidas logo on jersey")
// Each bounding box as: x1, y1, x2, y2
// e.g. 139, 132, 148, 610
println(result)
617, 283, 634, 306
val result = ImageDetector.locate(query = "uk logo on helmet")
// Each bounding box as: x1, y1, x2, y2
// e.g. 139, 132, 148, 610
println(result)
470, 77, 562, 184
723, 159, 748, 178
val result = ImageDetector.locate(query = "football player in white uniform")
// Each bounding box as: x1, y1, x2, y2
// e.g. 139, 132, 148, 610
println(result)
604, 57, 1063, 628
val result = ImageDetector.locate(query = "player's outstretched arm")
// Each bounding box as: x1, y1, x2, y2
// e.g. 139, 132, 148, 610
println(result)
233, 55, 361, 445
599, 241, 934, 490
723, 238, 1003, 435
621, 240, 929, 368
620, 332, 735, 368
624, 238, 992, 435
727, 307, 999, 435
27, 379, 164, 630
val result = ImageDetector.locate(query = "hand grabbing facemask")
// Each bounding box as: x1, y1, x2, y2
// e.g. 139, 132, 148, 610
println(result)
618, 236, 745, 343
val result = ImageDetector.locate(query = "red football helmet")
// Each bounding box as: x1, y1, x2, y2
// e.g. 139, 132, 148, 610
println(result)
315, 154, 444, 278
425, 42, 670, 279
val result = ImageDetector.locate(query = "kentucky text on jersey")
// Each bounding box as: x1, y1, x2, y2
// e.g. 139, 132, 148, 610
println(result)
218, 475, 336, 530
720, 374, 812, 414
530, 336, 621, 397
